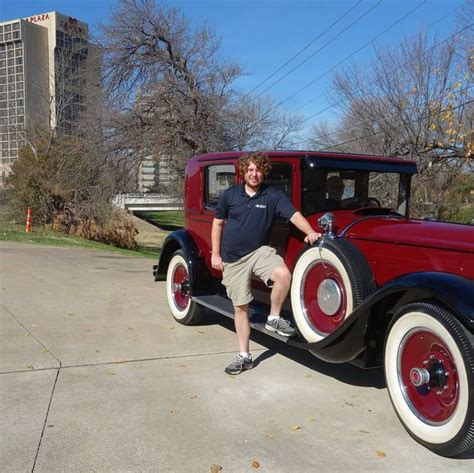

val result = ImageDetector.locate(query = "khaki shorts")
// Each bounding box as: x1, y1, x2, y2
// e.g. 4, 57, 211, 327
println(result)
222, 245, 285, 307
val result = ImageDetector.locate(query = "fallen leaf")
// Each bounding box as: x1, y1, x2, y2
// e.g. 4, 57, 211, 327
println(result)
359, 429, 369, 434
68, 312, 74, 316
27, 365, 34, 369
42, 349, 49, 353
198, 330, 205, 334
251, 460, 260, 469
304, 374, 312, 378
265, 433, 275, 439
290, 425, 302, 431
376, 450, 387, 458
306, 416, 316, 422
210, 465, 222, 473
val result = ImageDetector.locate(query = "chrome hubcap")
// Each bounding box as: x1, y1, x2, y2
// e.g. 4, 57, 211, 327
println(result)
317, 278, 342, 316
410, 367, 430, 387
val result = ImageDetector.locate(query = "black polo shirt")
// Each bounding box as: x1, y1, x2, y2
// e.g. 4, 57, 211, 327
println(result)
215, 184, 297, 263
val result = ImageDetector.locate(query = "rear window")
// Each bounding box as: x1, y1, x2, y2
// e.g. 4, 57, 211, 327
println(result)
204, 164, 235, 209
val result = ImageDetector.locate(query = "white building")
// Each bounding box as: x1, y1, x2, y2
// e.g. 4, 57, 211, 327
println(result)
0, 12, 89, 181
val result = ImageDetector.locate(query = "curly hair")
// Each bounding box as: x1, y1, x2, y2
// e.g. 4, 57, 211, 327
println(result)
239, 152, 272, 177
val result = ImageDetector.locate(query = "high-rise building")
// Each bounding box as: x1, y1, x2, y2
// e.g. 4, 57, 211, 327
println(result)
0, 12, 89, 181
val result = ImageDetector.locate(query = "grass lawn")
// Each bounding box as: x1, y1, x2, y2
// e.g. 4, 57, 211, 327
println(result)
0, 206, 161, 259
135, 210, 184, 229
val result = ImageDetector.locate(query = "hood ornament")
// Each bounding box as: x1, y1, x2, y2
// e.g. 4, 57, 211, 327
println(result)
318, 212, 335, 238
317, 213, 336, 268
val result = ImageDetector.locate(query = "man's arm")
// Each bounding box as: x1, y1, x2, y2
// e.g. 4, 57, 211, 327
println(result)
290, 212, 321, 245
211, 218, 225, 271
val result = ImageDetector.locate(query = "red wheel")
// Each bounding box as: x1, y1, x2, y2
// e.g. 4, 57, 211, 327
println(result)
171, 263, 190, 310
400, 329, 459, 423
301, 261, 348, 334
385, 302, 474, 457
291, 238, 374, 342
166, 250, 203, 325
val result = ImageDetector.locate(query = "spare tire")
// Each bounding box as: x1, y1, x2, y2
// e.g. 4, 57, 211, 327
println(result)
291, 238, 375, 343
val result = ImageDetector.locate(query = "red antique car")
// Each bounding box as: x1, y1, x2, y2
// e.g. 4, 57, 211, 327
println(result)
153, 150, 474, 457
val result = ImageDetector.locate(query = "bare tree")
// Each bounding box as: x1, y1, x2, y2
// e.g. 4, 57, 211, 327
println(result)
99, 0, 304, 195
100, 0, 241, 154
224, 95, 304, 150
308, 27, 473, 218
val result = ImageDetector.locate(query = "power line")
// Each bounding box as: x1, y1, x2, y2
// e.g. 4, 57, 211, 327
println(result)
245, 0, 363, 97
275, 0, 427, 108
298, 22, 474, 125
291, 4, 472, 115
255, 0, 382, 98
318, 99, 473, 152
285, 89, 473, 150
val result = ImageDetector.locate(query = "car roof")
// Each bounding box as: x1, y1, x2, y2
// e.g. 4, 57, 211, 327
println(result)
194, 150, 417, 167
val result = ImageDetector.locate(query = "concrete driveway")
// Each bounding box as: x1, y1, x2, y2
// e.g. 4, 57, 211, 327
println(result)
0, 241, 471, 472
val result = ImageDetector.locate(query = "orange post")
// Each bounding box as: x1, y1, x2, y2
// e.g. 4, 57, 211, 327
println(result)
25, 207, 31, 233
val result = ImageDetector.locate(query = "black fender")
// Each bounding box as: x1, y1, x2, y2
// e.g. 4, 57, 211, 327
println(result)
303, 271, 474, 366
153, 230, 216, 296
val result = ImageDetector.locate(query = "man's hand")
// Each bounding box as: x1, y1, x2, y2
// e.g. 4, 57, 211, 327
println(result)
211, 253, 224, 271
290, 212, 322, 246
304, 232, 322, 245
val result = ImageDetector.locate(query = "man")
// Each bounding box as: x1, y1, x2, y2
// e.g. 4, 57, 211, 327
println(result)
211, 152, 321, 375
324, 175, 345, 209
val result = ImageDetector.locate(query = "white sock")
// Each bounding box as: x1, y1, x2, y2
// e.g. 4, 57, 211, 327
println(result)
267, 315, 280, 321
240, 352, 250, 359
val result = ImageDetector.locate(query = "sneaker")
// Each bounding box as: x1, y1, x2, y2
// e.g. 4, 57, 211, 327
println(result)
225, 354, 254, 375
265, 317, 296, 337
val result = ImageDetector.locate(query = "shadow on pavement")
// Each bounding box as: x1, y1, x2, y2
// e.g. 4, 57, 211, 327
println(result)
201, 308, 386, 390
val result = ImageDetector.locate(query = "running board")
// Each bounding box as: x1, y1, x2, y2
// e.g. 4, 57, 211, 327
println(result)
192, 294, 310, 349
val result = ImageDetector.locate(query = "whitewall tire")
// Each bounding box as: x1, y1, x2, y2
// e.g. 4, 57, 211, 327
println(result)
291, 238, 375, 343
166, 250, 203, 325
384, 302, 473, 457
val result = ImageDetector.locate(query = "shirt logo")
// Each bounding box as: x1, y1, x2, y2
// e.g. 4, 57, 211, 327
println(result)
255, 204, 267, 208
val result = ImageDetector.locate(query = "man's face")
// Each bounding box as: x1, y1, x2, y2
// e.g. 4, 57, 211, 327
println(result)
244, 162, 265, 189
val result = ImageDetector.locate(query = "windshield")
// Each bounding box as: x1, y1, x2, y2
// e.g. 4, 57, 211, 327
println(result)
302, 166, 410, 216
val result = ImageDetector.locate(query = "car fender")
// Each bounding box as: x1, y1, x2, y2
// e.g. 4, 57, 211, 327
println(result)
153, 230, 215, 295
305, 271, 474, 365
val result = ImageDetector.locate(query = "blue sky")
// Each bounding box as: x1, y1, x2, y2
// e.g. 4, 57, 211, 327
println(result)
1, 0, 468, 130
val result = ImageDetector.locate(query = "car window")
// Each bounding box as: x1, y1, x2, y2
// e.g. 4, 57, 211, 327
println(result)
266, 163, 292, 199
302, 167, 406, 215
204, 164, 235, 209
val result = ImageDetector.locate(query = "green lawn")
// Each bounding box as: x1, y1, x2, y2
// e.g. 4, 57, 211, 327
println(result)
0, 208, 161, 259
135, 210, 184, 229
